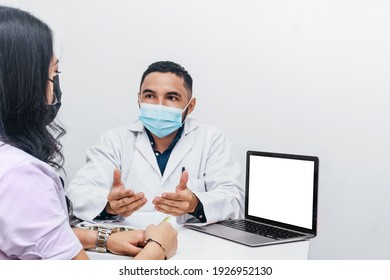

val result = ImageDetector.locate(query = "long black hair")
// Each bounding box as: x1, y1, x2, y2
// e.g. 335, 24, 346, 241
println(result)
0, 6, 66, 170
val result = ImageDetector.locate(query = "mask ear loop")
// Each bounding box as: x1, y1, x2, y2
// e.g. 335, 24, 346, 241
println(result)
181, 97, 193, 124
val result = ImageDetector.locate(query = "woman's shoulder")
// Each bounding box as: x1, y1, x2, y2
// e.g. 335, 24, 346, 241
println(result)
0, 144, 56, 180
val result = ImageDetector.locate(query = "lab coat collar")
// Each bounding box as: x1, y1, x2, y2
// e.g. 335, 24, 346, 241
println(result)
128, 120, 144, 133
182, 118, 199, 136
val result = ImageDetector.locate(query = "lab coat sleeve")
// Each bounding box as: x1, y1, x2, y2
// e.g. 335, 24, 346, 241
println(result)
177, 129, 244, 224
65, 129, 127, 222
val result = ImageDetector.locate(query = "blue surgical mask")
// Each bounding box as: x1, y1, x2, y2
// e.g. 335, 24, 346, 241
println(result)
138, 100, 192, 138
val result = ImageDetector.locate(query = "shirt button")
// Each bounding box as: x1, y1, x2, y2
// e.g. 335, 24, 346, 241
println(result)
199, 215, 203, 218
155, 152, 159, 156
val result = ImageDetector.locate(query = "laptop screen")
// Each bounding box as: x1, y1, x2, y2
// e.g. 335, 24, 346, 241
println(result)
246, 151, 318, 231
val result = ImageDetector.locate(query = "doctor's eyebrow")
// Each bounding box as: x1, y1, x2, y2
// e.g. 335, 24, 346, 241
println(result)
141, 89, 155, 95
165, 91, 182, 97
141, 90, 183, 98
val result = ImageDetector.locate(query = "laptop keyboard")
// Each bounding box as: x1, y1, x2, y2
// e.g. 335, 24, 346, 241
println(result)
220, 220, 305, 240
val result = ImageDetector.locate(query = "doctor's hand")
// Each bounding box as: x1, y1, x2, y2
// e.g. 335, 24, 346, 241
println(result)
106, 168, 147, 217
152, 170, 199, 216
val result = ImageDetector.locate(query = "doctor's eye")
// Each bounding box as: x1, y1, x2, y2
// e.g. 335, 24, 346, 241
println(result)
167, 96, 178, 101
166, 94, 181, 102
144, 94, 155, 99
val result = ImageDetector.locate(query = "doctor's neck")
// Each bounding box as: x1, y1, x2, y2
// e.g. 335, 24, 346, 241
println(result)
152, 130, 179, 153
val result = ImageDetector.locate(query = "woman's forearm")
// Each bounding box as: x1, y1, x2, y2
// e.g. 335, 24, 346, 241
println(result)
72, 228, 98, 249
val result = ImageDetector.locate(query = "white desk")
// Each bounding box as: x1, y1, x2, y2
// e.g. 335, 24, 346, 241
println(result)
174, 227, 309, 260
86, 212, 310, 260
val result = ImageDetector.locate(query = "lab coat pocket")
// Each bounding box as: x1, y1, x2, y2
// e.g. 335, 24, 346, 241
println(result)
187, 178, 206, 193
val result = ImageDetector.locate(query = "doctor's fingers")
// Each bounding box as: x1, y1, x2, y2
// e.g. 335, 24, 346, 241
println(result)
108, 188, 135, 201
154, 204, 185, 216
112, 168, 126, 188
161, 190, 193, 202
176, 170, 189, 191
154, 198, 190, 212
110, 193, 146, 210
119, 200, 147, 217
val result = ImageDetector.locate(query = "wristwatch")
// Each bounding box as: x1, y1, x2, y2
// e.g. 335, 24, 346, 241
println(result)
96, 227, 112, 253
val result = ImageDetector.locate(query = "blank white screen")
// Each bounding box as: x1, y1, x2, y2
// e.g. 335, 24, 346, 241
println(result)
248, 155, 314, 229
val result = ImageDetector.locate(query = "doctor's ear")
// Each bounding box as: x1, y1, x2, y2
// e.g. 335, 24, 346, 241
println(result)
137, 93, 141, 107
187, 97, 196, 115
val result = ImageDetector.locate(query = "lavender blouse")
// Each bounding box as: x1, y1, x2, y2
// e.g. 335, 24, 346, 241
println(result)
0, 143, 82, 259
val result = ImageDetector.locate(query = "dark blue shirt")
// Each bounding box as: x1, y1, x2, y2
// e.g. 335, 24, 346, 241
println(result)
146, 126, 184, 176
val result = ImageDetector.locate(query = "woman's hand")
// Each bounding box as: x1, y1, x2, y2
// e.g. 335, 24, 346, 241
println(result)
107, 230, 145, 256
134, 222, 178, 260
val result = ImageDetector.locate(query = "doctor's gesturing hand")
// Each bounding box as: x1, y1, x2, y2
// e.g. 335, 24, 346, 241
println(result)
105, 168, 148, 217
152, 170, 199, 216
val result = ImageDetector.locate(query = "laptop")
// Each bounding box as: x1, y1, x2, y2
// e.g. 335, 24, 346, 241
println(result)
185, 150, 319, 247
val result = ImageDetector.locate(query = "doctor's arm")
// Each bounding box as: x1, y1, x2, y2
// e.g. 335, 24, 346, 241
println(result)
178, 131, 244, 224
104, 168, 147, 217
66, 129, 144, 221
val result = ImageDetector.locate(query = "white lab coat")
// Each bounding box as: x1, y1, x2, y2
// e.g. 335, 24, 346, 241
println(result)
66, 118, 244, 224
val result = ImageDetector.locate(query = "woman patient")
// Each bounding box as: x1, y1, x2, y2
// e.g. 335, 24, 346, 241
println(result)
0, 5, 177, 260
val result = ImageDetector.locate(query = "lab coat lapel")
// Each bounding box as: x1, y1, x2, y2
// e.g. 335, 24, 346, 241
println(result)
161, 118, 199, 185
134, 129, 161, 177
161, 138, 191, 185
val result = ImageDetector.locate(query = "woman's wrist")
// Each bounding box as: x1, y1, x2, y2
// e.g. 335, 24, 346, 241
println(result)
73, 228, 98, 249
96, 227, 112, 253
134, 239, 166, 260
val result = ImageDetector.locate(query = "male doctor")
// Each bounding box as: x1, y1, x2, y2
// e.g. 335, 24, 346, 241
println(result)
66, 61, 243, 224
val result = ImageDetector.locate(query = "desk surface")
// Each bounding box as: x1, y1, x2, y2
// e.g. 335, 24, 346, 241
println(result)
86, 212, 310, 260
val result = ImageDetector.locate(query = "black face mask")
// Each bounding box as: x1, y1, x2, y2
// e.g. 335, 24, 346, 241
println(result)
46, 75, 62, 124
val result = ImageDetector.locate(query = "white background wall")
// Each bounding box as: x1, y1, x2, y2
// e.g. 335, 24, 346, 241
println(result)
2, 0, 389, 259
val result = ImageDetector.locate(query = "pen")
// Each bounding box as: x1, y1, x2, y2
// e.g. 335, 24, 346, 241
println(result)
182, 166, 185, 172
162, 216, 171, 222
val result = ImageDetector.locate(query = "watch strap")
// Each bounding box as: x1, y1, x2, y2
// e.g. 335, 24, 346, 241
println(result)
96, 227, 112, 253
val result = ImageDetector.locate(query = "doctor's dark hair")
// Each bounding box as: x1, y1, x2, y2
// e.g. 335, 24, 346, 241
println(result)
0, 6, 66, 170
140, 61, 193, 97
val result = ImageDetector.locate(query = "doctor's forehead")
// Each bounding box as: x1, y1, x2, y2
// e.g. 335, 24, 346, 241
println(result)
140, 72, 188, 94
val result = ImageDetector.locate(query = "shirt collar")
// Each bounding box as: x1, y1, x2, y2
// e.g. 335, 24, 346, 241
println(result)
145, 125, 184, 151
